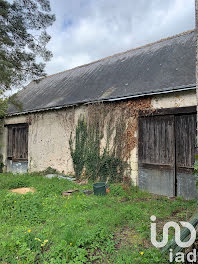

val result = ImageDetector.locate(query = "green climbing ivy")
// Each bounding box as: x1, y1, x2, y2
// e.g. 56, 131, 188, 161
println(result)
69, 117, 87, 180
69, 113, 128, 182
0, 154, 4, 173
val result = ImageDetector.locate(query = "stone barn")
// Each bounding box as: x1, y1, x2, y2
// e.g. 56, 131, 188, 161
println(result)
1, 30, 197, 199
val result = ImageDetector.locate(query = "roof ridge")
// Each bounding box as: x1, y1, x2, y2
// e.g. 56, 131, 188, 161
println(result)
36, 29, 195, 81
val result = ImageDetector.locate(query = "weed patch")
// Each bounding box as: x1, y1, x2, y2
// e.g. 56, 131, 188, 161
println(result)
0, 173, 196, 263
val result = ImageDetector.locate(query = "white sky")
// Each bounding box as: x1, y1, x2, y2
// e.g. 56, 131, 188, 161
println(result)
45, 0, 195, 75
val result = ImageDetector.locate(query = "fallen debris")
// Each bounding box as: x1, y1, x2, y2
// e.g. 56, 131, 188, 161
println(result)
9, 187, 35, 194
62, 189, 79, 197
59, 176, 76, 181
45, 174, 76, 181
118, 197, 130, 203
82, 190, 93, 196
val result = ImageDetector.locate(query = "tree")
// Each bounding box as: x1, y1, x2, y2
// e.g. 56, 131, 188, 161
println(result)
0, 0, 55, 92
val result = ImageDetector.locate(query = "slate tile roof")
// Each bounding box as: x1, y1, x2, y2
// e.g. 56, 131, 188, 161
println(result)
8, 30, 196, 115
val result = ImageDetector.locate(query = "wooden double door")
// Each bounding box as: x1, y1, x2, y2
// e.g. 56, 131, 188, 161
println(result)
138, 107, 197, 200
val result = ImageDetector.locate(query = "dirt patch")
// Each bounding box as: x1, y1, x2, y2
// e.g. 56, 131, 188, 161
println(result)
9, 187, 35, 194
75, 179, 88, 185
114, 227, 151, 250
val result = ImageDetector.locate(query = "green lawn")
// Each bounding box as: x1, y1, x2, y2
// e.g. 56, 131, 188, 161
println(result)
0, 173, 196, 264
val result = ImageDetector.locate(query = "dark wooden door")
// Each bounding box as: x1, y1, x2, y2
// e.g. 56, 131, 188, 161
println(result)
7, 124, 28, 161
138, 111, 197, 199
138, 115, 175, 197
175, 114, 197, 199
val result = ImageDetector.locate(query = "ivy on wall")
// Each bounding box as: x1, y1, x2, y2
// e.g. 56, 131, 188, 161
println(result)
69, 118, 87, 179
69, 112, 128, 182
69, 99, 152, 182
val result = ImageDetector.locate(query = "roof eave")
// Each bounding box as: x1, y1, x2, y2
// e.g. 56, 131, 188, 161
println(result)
6, 84, 196, 117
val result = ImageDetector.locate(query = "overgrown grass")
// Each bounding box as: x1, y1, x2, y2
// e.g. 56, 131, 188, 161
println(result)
0, 173, 196, 263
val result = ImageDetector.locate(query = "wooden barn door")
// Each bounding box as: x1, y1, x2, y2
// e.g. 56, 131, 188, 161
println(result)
7, 124, 28, 173
175, 114, 197, 199
138, 110, 197, 199
138, 115, 175, 197
7, 124, 28, 161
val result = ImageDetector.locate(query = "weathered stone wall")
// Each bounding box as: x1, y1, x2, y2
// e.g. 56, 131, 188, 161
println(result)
151, 90, 196, 109
2, 107, 87, 174
1, 89, 196, 185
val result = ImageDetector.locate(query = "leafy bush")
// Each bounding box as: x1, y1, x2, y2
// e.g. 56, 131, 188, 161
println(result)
0, 154, 4, 173
42, 167, 58, 175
